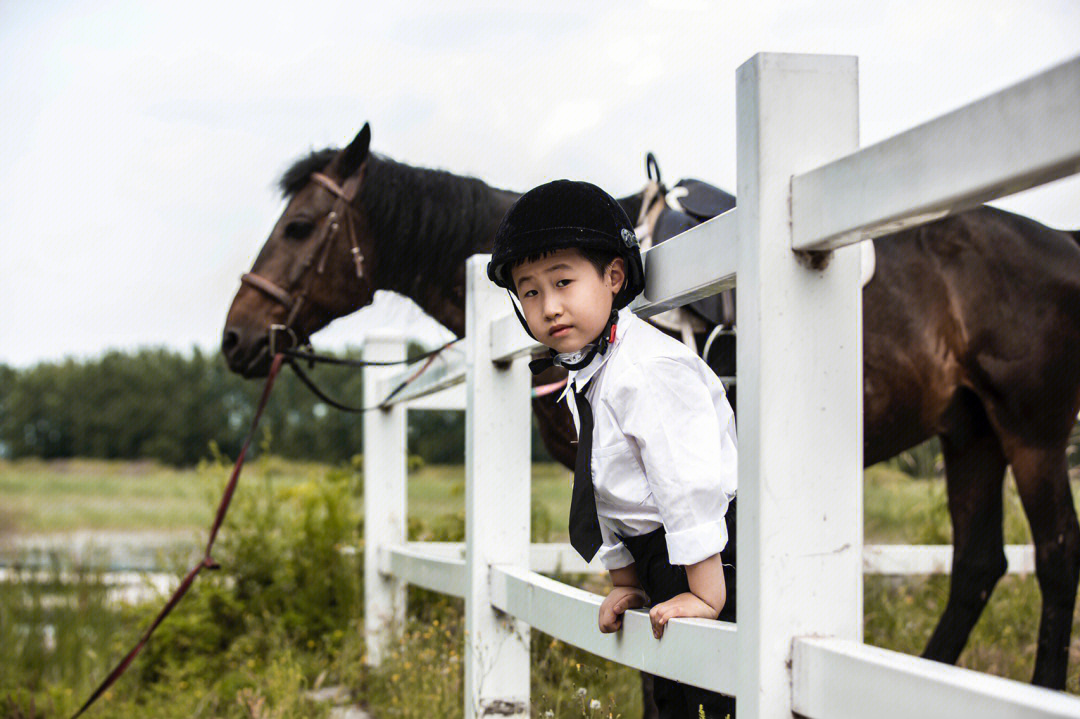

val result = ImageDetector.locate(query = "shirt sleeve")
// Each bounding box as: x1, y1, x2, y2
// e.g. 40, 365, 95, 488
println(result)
595, 514, 635, 570
611, 356, 733, 565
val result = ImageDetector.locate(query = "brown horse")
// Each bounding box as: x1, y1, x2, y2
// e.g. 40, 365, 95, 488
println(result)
223, 124, 1080, 693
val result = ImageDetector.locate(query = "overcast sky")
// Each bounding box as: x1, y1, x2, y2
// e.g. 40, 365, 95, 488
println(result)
2, 0, 1078, 368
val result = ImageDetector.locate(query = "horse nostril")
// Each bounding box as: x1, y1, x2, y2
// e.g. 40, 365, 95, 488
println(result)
222, 328, 240, 356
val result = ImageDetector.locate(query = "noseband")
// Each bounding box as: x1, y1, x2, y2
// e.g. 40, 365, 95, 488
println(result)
240, 170, 367, 354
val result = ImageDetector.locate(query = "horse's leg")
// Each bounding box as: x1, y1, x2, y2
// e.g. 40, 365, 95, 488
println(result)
1006, 443, 1080, 688
922, 392, 1009, 665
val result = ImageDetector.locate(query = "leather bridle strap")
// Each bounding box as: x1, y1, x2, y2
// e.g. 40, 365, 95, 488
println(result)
241, 272, 294, 310
310, 172, 352, 200
238, 167, 367, 343
235, 164, 371, 375
311, 171, 365, 279
239, 168, 363, 304
285, 340, 445, 412
71, 354, 286, 719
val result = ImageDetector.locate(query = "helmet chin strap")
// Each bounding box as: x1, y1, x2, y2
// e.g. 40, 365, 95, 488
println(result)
504, 289, 619, 376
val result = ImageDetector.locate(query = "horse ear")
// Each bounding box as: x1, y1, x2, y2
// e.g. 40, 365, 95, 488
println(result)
337, 122, 371, 179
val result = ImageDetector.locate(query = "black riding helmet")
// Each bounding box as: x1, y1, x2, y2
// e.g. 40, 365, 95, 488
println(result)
486, 179, 646, 375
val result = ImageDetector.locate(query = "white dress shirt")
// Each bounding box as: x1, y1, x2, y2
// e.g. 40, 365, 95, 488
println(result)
559, 304, 738, 569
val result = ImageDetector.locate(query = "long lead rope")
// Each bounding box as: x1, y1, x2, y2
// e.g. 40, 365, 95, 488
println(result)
71, 354, 286, 719
285, 345, 446, 412
281, 336, 462, 369
279, 337, 464, 412
281, 336, 566, 410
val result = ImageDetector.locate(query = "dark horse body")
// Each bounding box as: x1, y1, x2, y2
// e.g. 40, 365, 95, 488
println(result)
224, 125, 1080, 693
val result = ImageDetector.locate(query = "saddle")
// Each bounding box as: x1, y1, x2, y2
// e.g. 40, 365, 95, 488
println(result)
632, 154, 876, 362
633, 155, 737, 354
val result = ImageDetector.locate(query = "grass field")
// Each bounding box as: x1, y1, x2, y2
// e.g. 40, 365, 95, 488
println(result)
0, 456, 1065, 546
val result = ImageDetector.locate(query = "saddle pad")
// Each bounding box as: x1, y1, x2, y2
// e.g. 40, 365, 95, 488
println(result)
667, 178, 737, 221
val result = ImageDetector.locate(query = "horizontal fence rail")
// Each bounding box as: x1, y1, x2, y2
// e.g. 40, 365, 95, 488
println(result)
862, 543, 1036, 575
791, 55, 1080, 251
490, 565, 739, 695
793, 638, 1080, 719
630, 208, 739, 319
364, 542, 1038, 577
377, 544, 466, 598
373, 56, 1080, 389
11, 540, 1034, 578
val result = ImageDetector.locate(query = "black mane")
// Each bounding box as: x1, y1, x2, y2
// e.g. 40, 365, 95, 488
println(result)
279, 148, 339, 198
278, 147, 518, 297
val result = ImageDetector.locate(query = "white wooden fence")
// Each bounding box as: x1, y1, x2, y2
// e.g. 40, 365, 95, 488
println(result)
360, 53, 1080, 719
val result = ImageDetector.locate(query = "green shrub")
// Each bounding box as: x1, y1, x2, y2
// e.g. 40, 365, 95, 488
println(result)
135, 449, 363, 684
0, 450, 364, 717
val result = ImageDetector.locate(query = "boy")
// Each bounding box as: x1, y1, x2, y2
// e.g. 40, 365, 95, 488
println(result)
485, 179, 738, 719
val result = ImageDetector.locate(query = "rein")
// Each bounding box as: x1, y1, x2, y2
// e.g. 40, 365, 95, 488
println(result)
72, 353, 286, 719
281, 338, 463, 412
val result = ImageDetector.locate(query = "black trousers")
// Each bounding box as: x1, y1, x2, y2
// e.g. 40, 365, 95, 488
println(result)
616, 496, 736, 719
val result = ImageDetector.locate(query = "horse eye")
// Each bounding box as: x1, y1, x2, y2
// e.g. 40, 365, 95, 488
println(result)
284, 220, 315, 240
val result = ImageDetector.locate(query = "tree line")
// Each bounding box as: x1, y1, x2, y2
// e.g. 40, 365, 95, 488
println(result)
0, 346, 554, 467
4, 348, 1076, 475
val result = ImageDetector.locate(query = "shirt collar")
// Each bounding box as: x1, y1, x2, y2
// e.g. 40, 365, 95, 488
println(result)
556, 305, 636, 404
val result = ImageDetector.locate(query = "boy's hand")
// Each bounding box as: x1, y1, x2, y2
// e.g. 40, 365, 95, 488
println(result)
649, 592, 720, 639
598, 586, 649, 633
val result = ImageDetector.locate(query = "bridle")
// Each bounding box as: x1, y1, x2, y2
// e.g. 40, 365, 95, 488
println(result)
240, 168, 369, 359
233, 162, 465, 412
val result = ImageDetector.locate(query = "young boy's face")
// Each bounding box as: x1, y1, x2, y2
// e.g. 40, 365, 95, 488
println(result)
509, 247, 626, 354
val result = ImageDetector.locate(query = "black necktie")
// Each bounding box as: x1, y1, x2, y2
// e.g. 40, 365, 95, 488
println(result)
569, 377, 603, 562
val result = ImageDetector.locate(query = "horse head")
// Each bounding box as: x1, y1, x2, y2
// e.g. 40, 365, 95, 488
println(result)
223, 123, 378, 376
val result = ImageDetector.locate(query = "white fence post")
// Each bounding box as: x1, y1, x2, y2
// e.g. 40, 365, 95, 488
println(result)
463, 254, 532, 718
735, 53, 863, 718
363, 329, 408, 667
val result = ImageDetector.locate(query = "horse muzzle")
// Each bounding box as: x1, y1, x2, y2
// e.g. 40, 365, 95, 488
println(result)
223, 323, 305, 377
